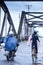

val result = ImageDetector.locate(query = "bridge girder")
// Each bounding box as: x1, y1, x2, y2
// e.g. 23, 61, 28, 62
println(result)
0, 0, 16, 37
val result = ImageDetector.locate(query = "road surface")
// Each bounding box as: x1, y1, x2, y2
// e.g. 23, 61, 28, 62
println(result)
0, 38, 43, 65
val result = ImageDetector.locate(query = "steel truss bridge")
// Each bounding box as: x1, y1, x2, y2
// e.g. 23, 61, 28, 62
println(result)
0, 0, 43, 40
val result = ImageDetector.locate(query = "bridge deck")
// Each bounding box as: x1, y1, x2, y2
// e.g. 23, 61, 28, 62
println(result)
0, 38, 43, 65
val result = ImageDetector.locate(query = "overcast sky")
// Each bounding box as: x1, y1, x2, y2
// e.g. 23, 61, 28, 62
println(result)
5, 1, 43, 12
1, 1, 43, 36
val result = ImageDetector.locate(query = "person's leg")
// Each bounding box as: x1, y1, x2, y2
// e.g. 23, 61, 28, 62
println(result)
35, 45, 38, 63
36, 45, 38, 58
31, 46, 34, 63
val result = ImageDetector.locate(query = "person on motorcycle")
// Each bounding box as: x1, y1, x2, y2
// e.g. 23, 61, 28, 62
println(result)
31, 31, 40, 60
5, 31, 19, 57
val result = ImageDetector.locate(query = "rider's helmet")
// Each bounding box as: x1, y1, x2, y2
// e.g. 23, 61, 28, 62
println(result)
9, 31, 14, 35
34, 31, 37, 35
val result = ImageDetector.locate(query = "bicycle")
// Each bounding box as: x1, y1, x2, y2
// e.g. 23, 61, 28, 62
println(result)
32, 46, 37, 64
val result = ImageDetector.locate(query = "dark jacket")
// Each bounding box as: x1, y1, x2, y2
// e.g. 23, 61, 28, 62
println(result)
32, 34, 39, 46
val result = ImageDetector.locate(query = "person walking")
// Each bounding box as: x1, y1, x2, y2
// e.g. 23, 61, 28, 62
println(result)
31, 31, 40, 63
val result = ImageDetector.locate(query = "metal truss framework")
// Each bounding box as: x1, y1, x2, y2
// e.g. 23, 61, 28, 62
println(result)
0, 1, 43, 38
1, 13, 7, 37
0, 0, 16, 37
18, 11, 43, 35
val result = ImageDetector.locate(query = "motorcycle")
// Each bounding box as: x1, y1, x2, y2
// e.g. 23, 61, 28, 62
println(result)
4, 46, 18, 61
0, 34, 19, 61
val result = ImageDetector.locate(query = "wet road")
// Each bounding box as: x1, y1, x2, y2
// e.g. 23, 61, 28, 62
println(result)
0, 38, 43, 65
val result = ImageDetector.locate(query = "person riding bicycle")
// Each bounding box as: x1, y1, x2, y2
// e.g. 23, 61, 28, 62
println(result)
31, 31, 40, 59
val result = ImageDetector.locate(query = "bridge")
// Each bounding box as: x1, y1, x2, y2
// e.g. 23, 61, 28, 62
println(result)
0, 1, 43, 65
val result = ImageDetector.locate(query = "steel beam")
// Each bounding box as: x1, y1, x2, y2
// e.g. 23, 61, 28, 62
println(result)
25, 15, 33, 27
1, 13, 6, 37
18, 11, 25, 35
25, 12, 43, 14
26, 14, 43, 20
7, 25, 11, 35
27, 21, 43, 24
25, 18, 43, 27
27, 14, 43, 17
1, 0, 43, 2
0, 1, 16, 35
28, 16, 43, 21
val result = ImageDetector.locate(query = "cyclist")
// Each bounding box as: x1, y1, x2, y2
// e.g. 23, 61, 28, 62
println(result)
31, 31, 40, 62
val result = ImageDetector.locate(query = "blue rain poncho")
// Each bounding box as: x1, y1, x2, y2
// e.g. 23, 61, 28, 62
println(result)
4, 34, 18, 51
